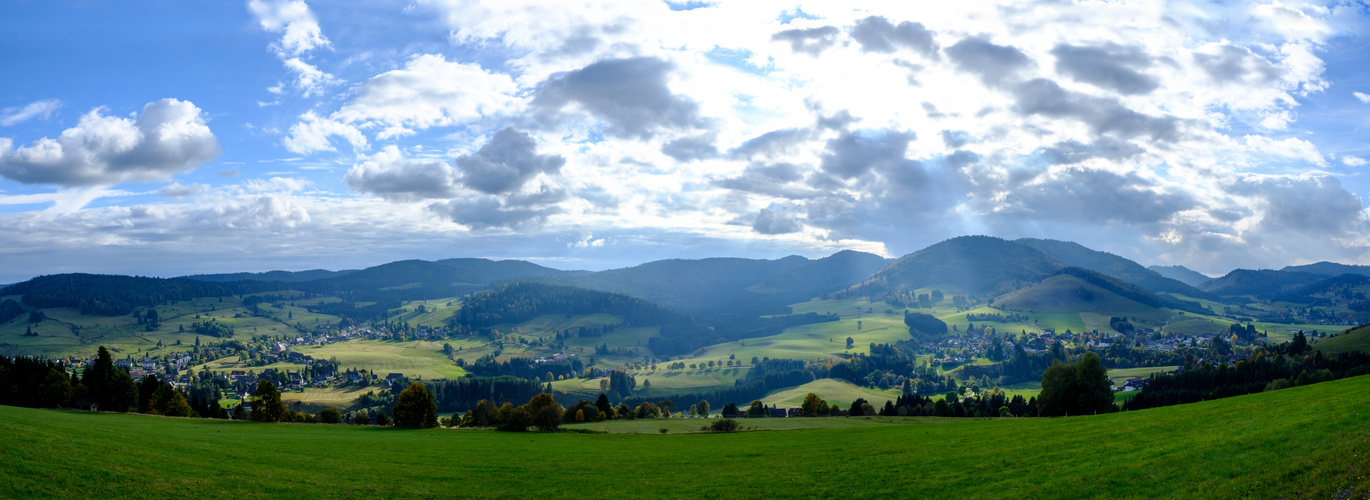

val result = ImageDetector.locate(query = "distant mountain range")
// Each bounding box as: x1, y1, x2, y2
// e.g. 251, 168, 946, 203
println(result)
6, 236, 1370, 322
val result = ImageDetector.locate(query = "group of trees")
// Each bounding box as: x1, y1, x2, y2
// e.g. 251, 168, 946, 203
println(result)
1122, 335, 1370, 411
0, 346, 220, 419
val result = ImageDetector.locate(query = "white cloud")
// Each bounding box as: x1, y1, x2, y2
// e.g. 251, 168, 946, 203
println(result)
1344, 156, 1368, 167
0, 99, 62, 127
1355, 91, 1370, 103
285, 54, 518, 152
247, 0, 336, 96
0, 99, 219, 186
156, 182, 207, 199
247, 0, 330, 56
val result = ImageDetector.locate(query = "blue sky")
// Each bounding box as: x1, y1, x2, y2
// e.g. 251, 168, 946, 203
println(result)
0, 0, 1368, 282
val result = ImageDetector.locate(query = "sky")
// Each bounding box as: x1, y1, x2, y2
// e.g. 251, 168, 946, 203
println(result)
1, 0, 1369, 283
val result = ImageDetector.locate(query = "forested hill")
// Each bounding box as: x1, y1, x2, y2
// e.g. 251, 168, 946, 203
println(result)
433, 258, 590, 282
449, 282, 686, 329
1282, 261, 1370, 277
1148, 265, 1213, 288
292, 260, 487, 299
517, 251, 889, 315
1200, 269, 1326, 298
1014, 238, 1209, 298
0, 274, 286, 316
847, 235, 1063, 299
181, 269, 356, 283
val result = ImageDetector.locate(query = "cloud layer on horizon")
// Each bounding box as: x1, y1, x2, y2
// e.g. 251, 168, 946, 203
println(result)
1, 0, 1369, 280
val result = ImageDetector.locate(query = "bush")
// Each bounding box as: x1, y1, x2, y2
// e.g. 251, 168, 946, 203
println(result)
319, 407, 343, 424
709, 419, 739, 433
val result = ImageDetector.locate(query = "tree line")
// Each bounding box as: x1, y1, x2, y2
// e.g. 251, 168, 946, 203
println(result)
2, 273, 285, 316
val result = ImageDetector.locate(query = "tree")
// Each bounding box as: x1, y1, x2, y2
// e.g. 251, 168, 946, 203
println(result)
709, 419, 739, 432
150, 384, 194, 417
84, 346, 117, 410
747, 400, 766, 417
374, 410, 390, 426
721, 402, 739, 418
496, 402, 531, 431
138, 374, 161, 413
526, 393, 563, 431
845, 337, 855, 349
318, 407, 343, 424
1037, 351, 1114, 416
392, 382, 439, 429
37, 367, 73, 408
800, 393, 824, 417
595, 393, 613, 415
250, 380, 286, 423
107, 369, 138, 413
695, 399, 711, 417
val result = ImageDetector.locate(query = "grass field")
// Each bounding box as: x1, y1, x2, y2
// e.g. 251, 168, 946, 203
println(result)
563, 415, 905, 433
194, 340, 466, 380
1107, 366, 1179, 386
2, 375, 1368, 497
0, 293, 343, 358
761, 378, 901, 408
1315, 324, 1370, 356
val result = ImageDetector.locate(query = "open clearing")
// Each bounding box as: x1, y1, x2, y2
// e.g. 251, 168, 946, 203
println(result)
1, 375, 1367, 497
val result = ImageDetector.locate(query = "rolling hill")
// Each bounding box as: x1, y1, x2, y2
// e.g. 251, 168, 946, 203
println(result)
1201, 269, 1326, 298
1147, 264, 1212, 287
1014, 238, 1208, 297
522, 251, 889, 314
181, 269, 357, 283
848, 235, 1063, 299
994, 272, 1173, 323
1282, 261, 1370, 277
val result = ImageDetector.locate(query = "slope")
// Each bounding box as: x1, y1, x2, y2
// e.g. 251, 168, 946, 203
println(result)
1015, 238, 1207, 297
1201, 269, 1326, 298
1147, 264, 1213, 287
2, 375, 1367, 497
1283, 261, 1370, 277
994, 272, 1173, 323
1315, 323, 1370, 356
181, 269, 356, 283
525, 251, 887, 315
434, 258, 590, 282
849, 235, 1062, 299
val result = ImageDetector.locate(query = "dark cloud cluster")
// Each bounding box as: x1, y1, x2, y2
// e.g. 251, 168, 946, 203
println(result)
944, 37, 1030, 87
730, 128, 811, 160
345, 153, 460, 202
1012, 79, 1181, 141
660, 134, 718, 161
427, 188, 565, 230
1041, 138, 1145, 165
455, 128, 566, 194
1051, 43, 1159, 95
532, 57, 705, 138
752, 207, 802, 234
1194, 45, 1283, 84
771, 26, 841, 56
819, 129, 917, 179
848, 16, 939, 58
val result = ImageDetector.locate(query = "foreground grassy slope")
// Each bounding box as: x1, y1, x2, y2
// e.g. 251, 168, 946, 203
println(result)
3, 376, 1369, 498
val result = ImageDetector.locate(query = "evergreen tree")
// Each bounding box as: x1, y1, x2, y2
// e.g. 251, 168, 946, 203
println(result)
84, 346, 117, 410
107, 369, 138, 413
250, 380, 286, 423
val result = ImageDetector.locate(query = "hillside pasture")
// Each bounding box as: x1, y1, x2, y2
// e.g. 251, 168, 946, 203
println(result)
1, 374, 1367, 497
1314, 324, 1370, 355
761, 378, 902, 409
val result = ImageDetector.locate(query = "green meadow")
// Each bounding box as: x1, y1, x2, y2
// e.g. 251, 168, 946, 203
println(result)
2, 375, 1367, 498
